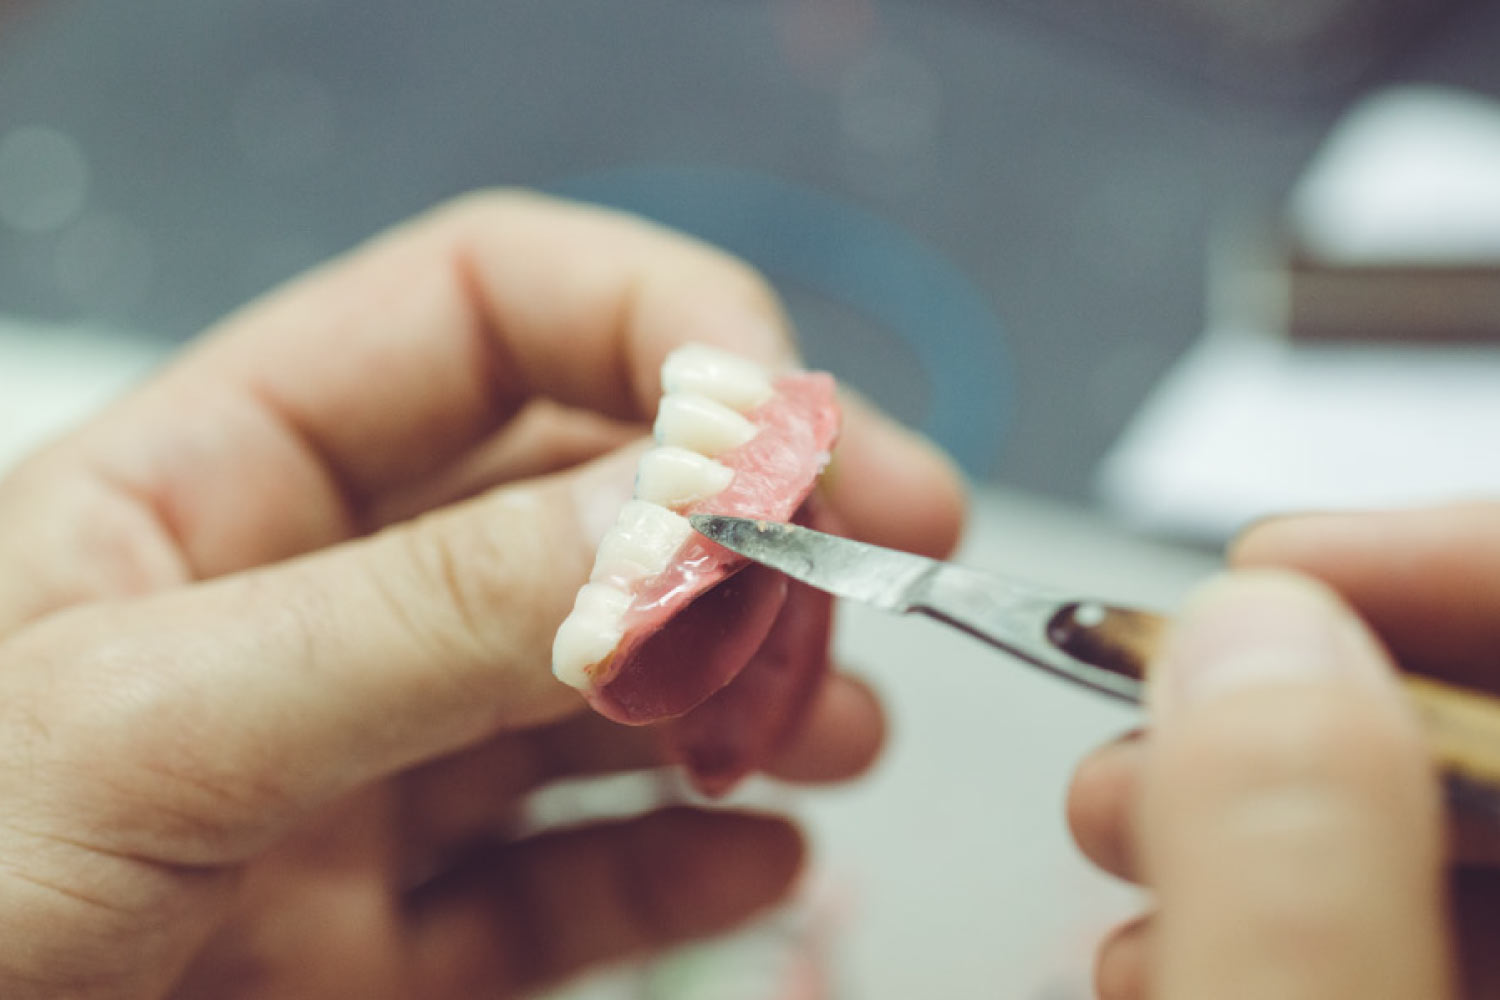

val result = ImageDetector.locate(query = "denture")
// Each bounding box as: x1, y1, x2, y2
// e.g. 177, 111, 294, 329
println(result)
553, 343, 842, 794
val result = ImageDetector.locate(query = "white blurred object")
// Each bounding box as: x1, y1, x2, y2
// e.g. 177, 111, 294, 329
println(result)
1291, 85, 1500, 264
1099, 86, 1500, 541
1098, 331, 1500, 540
0, 317, 165, 472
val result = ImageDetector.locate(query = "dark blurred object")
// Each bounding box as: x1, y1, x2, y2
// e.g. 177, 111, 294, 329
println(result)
987, 0, 1474, 97
1214, 238, 1500, 346
1284, 255, 1500, 343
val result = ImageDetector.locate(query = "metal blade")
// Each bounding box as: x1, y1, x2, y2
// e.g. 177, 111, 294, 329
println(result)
688, 514, 940, 612
690, 513, 1147, 705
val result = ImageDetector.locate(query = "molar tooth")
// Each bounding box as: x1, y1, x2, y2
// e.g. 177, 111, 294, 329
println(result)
661, 344, 774, 413
551, 583, 631, 689
653, 393, 759, 457
635, 446, 734, 509
591, 500, 693, 585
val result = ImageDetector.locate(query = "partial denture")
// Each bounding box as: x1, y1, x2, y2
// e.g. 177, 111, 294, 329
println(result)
634, 446, 735, 508
551, 341, 841, 725
653, 394, 758, 457
552, 344, 777, 690
660, 344, 775, 411
589, 500, 694, 586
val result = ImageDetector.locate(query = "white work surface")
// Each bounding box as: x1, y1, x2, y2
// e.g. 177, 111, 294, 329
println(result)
804, 490, 1215, 998
0, 322, 1220, 998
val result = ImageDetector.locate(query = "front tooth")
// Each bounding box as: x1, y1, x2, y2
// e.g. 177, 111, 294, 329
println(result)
551, 583, 631, 688
635, 446, 734, 509
661, 344, 775, 413
591, 500, 693, 585
552, 614, 623, 688
572, 582, 632, 619
654, 393, 759, 457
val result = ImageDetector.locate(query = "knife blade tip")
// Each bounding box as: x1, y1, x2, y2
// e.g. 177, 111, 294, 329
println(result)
689, 513, 782, 547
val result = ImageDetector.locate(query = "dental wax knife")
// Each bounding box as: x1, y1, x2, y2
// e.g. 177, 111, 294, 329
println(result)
690, 513, 1500, 820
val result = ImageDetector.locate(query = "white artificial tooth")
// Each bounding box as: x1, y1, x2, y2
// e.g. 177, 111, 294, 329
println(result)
590, 500, 694, 585
635, 446, 734, 509
572, 582, 632, 619
653, 393, 759, 456
551, 584, 631, 689
660, 344, 775, 413
551, 612, 624, 689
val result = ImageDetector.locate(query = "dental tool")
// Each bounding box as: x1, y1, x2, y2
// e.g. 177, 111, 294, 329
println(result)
692, 514, 1500, 822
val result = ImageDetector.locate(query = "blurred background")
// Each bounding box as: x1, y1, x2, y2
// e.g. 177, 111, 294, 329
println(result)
5, 0, 1497, 502
4, 1, 1500, 996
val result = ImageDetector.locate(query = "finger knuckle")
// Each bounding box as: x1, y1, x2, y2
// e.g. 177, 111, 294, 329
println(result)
430, 188, 780, 305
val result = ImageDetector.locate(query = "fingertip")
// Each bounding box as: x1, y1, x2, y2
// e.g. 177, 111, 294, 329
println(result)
766, 672, 887, 784
1095, 915, 1150, 1000
1228, 510, 1346, 569
1231, 504, 1500, 692
1228, 505, 1479, 574
631, 302, 803, 406
1066, 731, 1144, 883
637, 807, 806, 934
827, 391, 967, 559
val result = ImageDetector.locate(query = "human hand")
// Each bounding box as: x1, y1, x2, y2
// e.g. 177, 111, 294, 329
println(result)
1065, 505, 1500, 998
0, 192, 966, 999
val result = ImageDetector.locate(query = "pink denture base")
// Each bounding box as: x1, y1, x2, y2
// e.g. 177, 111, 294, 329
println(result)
585, 372, 840, 725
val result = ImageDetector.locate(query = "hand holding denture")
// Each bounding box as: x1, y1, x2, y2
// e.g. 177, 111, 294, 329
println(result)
0, 192, 964, 998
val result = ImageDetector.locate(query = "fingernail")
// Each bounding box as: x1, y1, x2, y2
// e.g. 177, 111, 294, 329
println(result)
1151, 570, 1393, 720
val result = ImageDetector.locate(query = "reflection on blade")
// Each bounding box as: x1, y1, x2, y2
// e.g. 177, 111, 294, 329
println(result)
690, 513, 1147, 705
688, 514, 939, 611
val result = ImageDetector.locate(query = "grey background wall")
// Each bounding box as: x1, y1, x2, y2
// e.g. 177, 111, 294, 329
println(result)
2, 0, 1497, 496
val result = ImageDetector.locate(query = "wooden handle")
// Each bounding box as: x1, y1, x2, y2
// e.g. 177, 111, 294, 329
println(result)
1404, 675, 1500, 795
1051, 602, 1500, 812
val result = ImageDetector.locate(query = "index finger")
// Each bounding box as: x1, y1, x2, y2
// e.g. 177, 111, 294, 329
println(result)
175, 191, 798, 499
1231, 503, 1500, 691
15, 191, 962, 593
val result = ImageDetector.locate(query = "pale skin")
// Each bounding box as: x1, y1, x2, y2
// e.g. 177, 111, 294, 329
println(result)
0, 192, 968, 998
1068, 505, 1500, 999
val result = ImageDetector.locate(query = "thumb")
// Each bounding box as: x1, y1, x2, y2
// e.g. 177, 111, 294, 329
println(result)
1141, 571, 1453, 1000
0, 445, 641, 866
